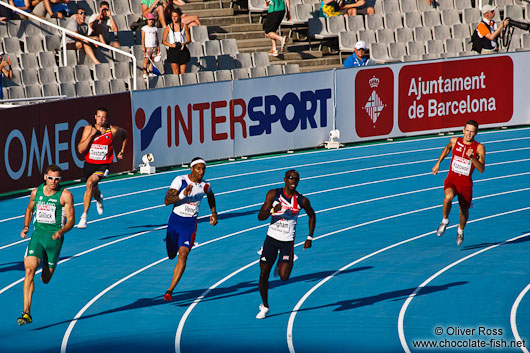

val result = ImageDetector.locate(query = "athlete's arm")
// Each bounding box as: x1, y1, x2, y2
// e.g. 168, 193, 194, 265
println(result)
112, 125, 128, 160
207, 190, 218, 226
258, 189, 279, 221
432, 137, 456, 175
468, 143, 486, 173
164, 184, 193, 205
54, 189, 75, 240
77, 125, 98, 155
302, 197, 316, 250
20, 189, 37, 239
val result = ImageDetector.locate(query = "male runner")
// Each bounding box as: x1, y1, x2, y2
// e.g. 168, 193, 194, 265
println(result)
163, 157, 218, 301
256, 169, 316, 319
18, 165, 75, 325
77, 107, 128, 229
432, 120, 486, 246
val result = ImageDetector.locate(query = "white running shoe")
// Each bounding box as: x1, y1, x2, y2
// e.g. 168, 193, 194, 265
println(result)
78, 215, 87, 229
436, 221, 449, 237
256, 304, 269, 319
456, 232, 464, 246
96, 195, 104, 215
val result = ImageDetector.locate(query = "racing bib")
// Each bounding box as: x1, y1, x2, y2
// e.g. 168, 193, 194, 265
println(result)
36, 204, 56, 224
89, 144, 109, 161
270, 219, 292, 234
451, 155, 472, 176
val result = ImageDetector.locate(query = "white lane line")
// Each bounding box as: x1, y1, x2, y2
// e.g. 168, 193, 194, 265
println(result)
398, 232, 530, 353
511, 283, 530, 353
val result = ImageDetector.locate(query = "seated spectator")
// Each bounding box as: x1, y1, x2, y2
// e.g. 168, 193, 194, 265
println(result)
141, 0, 168, 28
88, 1, 120, 48
142, 13, 160, 77
32, 0, 70, 19
343, 40, 374, 67
340, 0, 374, 16
163, 8, 191, 74
66, 8, 101, 64
167, 0, 200, 27
320, 0, 340, 17
9, 0, 31, 19
0, 51, 13, 100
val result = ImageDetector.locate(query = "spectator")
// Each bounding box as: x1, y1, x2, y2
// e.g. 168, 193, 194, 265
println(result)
163, 8, 191, 75
167, 0, 200, 27
477, 4, 509, 54
66, 8, 101, 65
88, 1, 120, 48
343, 40, 374, 67
340, 0, 374, 16
320, 0, 340, 17
142, 13, 160, 78
263, 0, 290, 56
141, 0, 168, 28
32, 0, 70, 19
0, 52, 13, 100
0, 4, 11, 20
9, 0, 31, 19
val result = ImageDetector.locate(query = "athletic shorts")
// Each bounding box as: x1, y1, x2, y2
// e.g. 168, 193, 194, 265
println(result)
83, 162, 110, 180
260, 235, 294, 264
444, 177, 473, 210
166, 213, 197, 255
263, 10, 285, 34
26, 231, 64, 269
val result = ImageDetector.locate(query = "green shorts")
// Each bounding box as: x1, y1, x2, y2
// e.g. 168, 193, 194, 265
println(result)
26, 231, 64, 268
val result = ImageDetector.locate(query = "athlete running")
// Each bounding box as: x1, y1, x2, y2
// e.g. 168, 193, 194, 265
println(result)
256, 169, 316, 319
163, 157, 218, 301
432, 120, 486, 246
18, 165, 75, 325
77, 107, 128, 229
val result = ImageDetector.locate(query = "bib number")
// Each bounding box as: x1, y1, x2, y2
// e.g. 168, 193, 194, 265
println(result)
89, 144, 109, 161
36, 204, 56, 224
271, 219, 291, 234
451, 155, 472, 176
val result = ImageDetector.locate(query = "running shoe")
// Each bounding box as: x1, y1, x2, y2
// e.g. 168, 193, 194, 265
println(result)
256, 304, 269, 319
268, 49, 278, 57
96, 195, 104, 215
280, 36, 288, 52
163, 290, 173, 302
17, 312, 32, 326
456, 232, 464, 246
77, 215, 87, 229
436, 221, 449, 237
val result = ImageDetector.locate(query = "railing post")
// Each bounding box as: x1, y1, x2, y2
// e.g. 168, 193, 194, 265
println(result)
62, 32, 67, 67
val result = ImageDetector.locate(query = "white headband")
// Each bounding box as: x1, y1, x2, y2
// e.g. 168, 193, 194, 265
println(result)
190, 159, 206, 167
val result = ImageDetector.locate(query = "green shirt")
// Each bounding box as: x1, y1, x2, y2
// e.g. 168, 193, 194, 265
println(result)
268, 0, 285, 13
34, 184, 65, 233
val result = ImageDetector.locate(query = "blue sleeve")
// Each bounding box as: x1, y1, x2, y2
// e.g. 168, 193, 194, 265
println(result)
343, 54, 354, 68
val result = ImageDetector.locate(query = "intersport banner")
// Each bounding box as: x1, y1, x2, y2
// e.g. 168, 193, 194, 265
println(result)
130, 71, 334, 167
0, 93, 133, 193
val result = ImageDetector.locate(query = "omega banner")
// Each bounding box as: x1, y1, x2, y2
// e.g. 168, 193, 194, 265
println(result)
0, 93, 133, 194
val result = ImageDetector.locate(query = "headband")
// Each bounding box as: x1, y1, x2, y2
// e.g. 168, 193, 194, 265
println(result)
190, 159, 206, 167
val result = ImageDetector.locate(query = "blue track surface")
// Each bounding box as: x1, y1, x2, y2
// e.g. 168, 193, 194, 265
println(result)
1, 127, 530, 353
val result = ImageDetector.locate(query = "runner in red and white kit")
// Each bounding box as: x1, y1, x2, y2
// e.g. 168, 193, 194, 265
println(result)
77, 107, 128, 229
432, 120, 486, 246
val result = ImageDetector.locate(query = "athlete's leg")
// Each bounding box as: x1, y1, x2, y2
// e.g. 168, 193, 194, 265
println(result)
277, 261, 294, 281
23, 256, 40, 314
83, 174, 101, 214
258, 261, 275, 308
459, 207, 469, 230
167, 246, 190, 293
40, 251, 58, 284
442, 187, 455, 219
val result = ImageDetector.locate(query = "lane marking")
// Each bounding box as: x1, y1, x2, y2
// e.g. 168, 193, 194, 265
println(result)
511, 282, 530, 353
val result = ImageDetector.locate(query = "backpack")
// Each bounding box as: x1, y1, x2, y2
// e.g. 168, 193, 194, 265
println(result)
470, 29, 483, 53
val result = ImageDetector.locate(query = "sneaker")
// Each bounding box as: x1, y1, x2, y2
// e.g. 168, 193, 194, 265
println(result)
436, 221, 449, 237
280, 36, 288, 52
96, 195, 104, 215
78, 215, 87, 229
456, 232, 464, 246
268, 49, 278, 57
256, 304, 269, 319
142, 73, 148, 79
17, 312, 32, 326
163, 290, 173, 302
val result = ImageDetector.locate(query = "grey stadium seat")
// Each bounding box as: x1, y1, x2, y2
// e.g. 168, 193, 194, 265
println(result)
385, 13, 404, 30
24, 37, 44, 54
405, 12, 423, 28
7, 20, 25, 37
214, 70, 232, 82
365, 14, 384, 31
113, 62, 132, 80
38, 52, 57, 68
7, 86, 25, 99
221, 39, 239, 55
235, 53, 253, 68
426, 39, 445, 55
22, 69, 39, 86
57, 66, 76, 83
389, 42, 407, 60
180, 73, 198, 85
198, 71, 215, 83
423, 11, 442, 27
75, 66, 92, 81
199, 56, 217, 71
401, 0, 418, 13
94, 81, 111, 95
376, 28, 395, 43
232, 68, 250, 80
187, 42, 204, 57
382, 0, 400, 14
266, 65, 283, 76
110, 79, 128, 93
43, 83, 60, 97
250, 67, 267, 78
94, 63, 114, 80
190, 26, 209, 44
163, 74, 180, 87
346, 15, 365, 32
25, 85, 43, 98
452, 24, 471, 39
20, 53, 39, 70
147, 76, 164, 89
414, 26, 433, 41
433, 25, 451, 40
407, 41, 426, 55
204, 40, 222, 56
327, 16, 346, 34
38, 68, 57, 85
252, 52, 270, 67
445, 38, 464, 53
441, 9, 461, 26
396, 27, 414, 43
217, 55, 236, 70
339, 31, 356, 62
284, 63, 300, 74
75, 81, 93, 97
187, 57, 201, 73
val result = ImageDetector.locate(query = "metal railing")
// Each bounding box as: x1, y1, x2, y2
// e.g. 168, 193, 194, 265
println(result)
0, 0, 137, 90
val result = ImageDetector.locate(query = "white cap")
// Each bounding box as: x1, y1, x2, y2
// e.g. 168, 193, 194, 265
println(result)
481, 4, 496, 14
355, 40, 367, 50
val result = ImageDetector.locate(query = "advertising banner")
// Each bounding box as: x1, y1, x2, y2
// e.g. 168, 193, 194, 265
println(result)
0, 93, 133, 193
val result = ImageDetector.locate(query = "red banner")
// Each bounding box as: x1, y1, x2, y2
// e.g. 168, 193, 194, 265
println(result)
398, 56, 513, 132
0, 93, 133, 193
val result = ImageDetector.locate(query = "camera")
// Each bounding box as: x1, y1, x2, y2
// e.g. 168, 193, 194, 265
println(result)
505, 17, 530, 31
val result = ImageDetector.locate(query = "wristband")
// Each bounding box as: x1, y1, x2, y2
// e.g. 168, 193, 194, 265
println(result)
306, 235, 313, 241
178, 189, 187, 200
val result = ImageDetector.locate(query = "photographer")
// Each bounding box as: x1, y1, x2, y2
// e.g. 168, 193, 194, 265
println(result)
0, 51, 14, 100
89, 1, 120, 48
477, 4, 509, 54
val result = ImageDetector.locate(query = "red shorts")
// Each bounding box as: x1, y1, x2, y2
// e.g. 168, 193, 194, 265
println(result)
444, 178, 473, 210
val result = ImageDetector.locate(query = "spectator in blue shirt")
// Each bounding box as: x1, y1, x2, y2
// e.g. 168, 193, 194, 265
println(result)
343, 40, 374, 68
0, 52, 14, 100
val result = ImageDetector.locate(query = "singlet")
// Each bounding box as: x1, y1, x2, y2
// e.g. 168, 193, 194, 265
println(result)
85, 127, 114, 164
267, 188, 304, 242
266, 0, 285, 13
167, 23, 186, 44
169, 175, 211, 218
447, 137, 480, 185
34, 184, 65, 233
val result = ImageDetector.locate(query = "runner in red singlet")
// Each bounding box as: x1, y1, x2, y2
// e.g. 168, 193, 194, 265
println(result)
432, 120, 486, 246
76, 107, 128, 229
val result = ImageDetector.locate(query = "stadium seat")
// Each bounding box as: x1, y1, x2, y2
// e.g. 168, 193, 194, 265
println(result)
382, 0, 400, 14
445, 38, 464, 53
284, 63, 300, 74
252, 52, 270, 68
247, 0, 268, 23
266, 65, 283, 76
180, 73, 198, 85
25, 85, 43, 98
327, 16, 346, 34
43, 83, 60, 97
163, 74, 180, 87
204, 40, 222, 56
94, 63, 113, 81
199, 56, 217, 71
366, 14, 384, 31
38, 52, 57, 68
214, 70, 232, 81
75, 66, 92, 82
339, 31, 356, 62
7, 20, 25, 38
376, 28, 395, 43
22, 69, 39, 86
436, 0, 454, 10
57, 66, 76, 83
217, 55, 236, 70
358, 29, 376, 44
454, 0, 472, 11
407, 41, 426, 55
426, 39, 445, 55
414, 26, 433, 41
232, 68, 250, 80
109, 79, 128, 93
20, 53, 39, 70
369, 42, 393, 62
441, 9, 461, 26
452, 24, 471, 39
417, 0, 435, 12
384, 13, 404, 30
405, 12, 423, 28
44, 35, 62, 52
190, 26, 209, 44
111, 0, 132, 15
38, 68, 57, 85
423, 11, 442, 27
235, 53, 253, 68
113, 62, 132, 80
433, 25, 451, 40
198, 71, 215, 83
187, 42, 204, 57
346, 15, 365, 32
505, 5, 524, 21
8, 86, 25, 100
250, 67, 267, 78
187, 57, 201, 73
389, 42, 407, 60
3, 38, 23, 55
75, 81, 93, 97
396, 27, 414, 43
220, 39, 239, 55
463, 8, 480, 25
130, 76, 147, 90
147, 76, 164, 89
401, 0, 418, 13
94, 80, 111, 95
